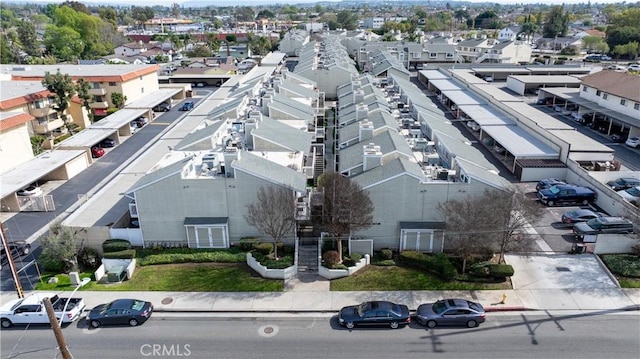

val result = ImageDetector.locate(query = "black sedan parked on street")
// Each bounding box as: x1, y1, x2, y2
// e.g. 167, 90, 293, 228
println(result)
338, 301, 410, 329
87, 299, 153, 328
416, 298, 485, 328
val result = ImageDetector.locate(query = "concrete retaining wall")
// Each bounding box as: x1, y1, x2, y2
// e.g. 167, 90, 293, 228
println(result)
246, 253, 297, 279
319, 254, 370, 280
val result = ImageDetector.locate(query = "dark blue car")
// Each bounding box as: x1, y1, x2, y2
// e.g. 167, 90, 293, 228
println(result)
179, 101, 194, 111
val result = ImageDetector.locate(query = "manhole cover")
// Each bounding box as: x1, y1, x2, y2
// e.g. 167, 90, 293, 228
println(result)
556, 267, 571, 272
263, 327, 274, 334
161, 297, 174, 305
258, 324, 279, 337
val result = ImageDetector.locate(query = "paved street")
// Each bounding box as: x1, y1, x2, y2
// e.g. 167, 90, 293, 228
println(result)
1, 313, 639, 359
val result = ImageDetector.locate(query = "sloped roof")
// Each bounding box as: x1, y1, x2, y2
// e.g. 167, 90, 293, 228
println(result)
351, 157, 426, 189
252, 117, 313, 153
174, 120, 225, 151
339, 130, 413, 173
581, 71, 640, 102
126, 155, 194, 195
232, 151, 307, 192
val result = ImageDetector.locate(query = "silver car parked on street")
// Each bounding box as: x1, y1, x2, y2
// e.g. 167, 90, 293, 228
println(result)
416, 298, 486, 328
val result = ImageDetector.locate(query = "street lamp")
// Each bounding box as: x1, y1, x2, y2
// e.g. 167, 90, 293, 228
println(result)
58, 277, 90, 325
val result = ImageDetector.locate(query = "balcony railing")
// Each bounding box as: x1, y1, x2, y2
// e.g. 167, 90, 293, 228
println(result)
32, 118, 64, 134
89, 101, 109, 109
89, 88, 107, 96
30, 106, 54, 118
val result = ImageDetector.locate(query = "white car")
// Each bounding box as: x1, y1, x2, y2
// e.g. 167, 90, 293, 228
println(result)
627, 64, 640, 71
17, 185, 42, 197
618, 186, 640, 204
625, 137, 640, 148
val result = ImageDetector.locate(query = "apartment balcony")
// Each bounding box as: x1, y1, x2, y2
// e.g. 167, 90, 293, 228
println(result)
30, 106, 54, 118
295, 194, 311, 221
89, 88, 107, 96
476, 52, 501, 63
32, 118, 64, 134
89, 101, 109, 109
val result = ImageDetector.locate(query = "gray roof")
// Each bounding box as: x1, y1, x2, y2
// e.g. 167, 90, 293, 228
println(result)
252, 117, 313, 153
126, 155, 194, 195
268, 94, 315, 122
351, 157, 426, 189
278, 80, 318, 99
174, 120, 225, 151
457, 38, 489, 47
492, 41, 513, 50
339, 130, 413, 173
184, 217, 228, 225
454, 157, 510, 190
340, 111, 398, 145
232, 151, 307, 192
208, 96, 246, 120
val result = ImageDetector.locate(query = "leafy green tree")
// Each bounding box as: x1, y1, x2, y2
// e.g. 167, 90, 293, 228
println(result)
614, 42, 640, 60
43, 25, 84, 61
61, 1, 90, 14
543, 6, 569, 38
224, 33, 237, 57
0, 35, 18, 63
256, 9, 275, 19
336, 10, 358, 30
75, 79, 93, 122
39, 222, 80, 273
187, 45, 212, 58
606, 27, 640, 53
110, 92, 127, 109
235, 6, 255, 22
16, 19, 40, 57
30, 135, 47, 156
42, 70, 76, 134
0, 9, 16, 29
519, 22, 538, 43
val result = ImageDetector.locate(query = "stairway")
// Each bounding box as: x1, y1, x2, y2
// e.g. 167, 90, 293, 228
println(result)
297, 241, 319, 273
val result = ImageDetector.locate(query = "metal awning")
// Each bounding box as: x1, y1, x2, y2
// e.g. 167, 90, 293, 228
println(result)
184, 217, 228, 225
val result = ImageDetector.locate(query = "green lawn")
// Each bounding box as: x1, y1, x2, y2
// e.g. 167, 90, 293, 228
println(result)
330, 265, 510, 291
35, 263, 283, 292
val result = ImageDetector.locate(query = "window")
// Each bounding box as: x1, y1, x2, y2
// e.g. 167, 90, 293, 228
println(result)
92, 82, 100, 89
141, 87, 144, 93
429, 52, 437, 58
620, 99, 626, 106
94, 95, 103, 102
596, 90, 601, 96
446, 52, 454, 58
582, 87, 587, 92
108, 82, 116, 86
634, 103, 639, 110
603, 94, 608, 100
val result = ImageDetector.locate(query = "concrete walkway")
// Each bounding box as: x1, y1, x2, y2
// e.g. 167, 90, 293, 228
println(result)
2, 254, 639, 314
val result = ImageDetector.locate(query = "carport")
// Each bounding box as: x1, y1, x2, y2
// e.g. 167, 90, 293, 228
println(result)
0, 149, 87, 212
90, 108, 149, 137
457, 104, 515, 126
126, 88, 185, 110
56, 128, 119, 161
481, 125, 559, 177
440, 89, 485, 118
506, 75, 582, 96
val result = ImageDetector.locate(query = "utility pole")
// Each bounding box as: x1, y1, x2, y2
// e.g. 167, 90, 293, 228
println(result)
43, 297, 72, 359
0, 221, 24, 298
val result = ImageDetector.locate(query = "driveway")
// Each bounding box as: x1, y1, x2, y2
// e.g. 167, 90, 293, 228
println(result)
505, 254, 618, 289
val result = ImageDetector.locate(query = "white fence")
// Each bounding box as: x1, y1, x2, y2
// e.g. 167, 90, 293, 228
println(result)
246, 253, 297, 279
318, 254, 370, 280
93, 258, 137, 282
109, 228, 144, 247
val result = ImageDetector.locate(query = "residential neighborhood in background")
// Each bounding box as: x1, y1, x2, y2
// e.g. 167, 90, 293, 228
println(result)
0, 1, 638, 296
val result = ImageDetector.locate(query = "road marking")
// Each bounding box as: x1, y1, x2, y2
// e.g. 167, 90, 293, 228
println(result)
522, 221, 554, 253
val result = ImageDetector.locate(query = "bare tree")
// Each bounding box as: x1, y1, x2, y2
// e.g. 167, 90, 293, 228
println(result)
244, 186, 296, 260
315, 172, 374, 260
440, 188, 543, 266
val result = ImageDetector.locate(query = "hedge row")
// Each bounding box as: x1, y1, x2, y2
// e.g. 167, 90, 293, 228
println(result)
601, 254, 640, 278
102, 239, 132, 253
136, 248, 246, 266
103, 249, 136, 259
398, 251, 457, 281
469, 261, 514, 279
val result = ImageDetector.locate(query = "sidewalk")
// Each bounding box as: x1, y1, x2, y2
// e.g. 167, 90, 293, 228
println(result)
2, 283, 638, 314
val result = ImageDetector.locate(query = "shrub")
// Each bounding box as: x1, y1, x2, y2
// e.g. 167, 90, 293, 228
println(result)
343, 258, 356, 267
255, 243, 274, 255
488, 264, 514, 278
379, 249, 393, 260
468, 261, 492, 278
323, 250, 341, 266
397, 251, 457, 281
103, 249, 136, 259
239, 238, 259, 251
601, 254, 640, 277
350, 252, 362, 262
102, 239, 132, 253
329, 263, 348, 270
77, 248, 101, 269
136, 248, 246, 265
39, 254, 66, 272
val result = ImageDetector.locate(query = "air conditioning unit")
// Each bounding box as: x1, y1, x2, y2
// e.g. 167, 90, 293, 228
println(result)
436, 169, 449, 180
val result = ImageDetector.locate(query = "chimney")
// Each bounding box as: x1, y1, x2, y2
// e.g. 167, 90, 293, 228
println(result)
223, 147, 239, 178
355, 103, 368, 121
245, 118, 258, 149
353, 88, 364, 103
362, 143, 382, 171
359, 120, 374, 142
352, 80, 361, 91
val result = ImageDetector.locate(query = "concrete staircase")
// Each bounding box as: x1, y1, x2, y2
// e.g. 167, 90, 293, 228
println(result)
297, 241, 319, 273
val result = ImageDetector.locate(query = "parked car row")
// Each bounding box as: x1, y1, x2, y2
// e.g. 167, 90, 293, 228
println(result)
338, 299, 486, 330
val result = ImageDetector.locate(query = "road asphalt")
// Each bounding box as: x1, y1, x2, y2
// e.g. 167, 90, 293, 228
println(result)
1, 254, 639, 314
